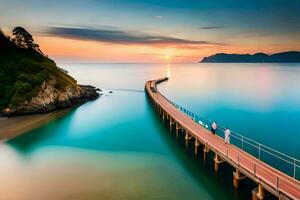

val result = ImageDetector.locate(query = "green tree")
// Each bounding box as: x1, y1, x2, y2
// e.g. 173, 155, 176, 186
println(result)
12, 27, 33, 48
12, 27, 43, 54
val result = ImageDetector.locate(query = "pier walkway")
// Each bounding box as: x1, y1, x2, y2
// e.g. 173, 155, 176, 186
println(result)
145, 78, 300, 200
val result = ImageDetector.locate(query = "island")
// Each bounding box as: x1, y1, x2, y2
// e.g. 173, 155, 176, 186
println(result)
200, 51, 300, 63
0, 27, 100, 117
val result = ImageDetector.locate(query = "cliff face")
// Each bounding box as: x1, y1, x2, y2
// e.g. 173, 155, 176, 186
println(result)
30, 78, 82, 106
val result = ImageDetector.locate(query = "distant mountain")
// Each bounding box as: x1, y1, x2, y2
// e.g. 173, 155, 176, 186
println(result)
200, 51, 300, 63
0, 28, 100, 116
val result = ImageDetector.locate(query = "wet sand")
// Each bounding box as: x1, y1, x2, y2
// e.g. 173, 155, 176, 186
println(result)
0, 109, 71, 142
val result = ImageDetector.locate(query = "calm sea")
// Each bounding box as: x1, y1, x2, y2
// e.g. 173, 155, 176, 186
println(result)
1, 63, 299, 200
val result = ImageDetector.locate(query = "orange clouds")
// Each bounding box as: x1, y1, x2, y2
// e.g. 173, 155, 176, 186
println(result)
35, 35, 300, 63
36, 36, 205, 63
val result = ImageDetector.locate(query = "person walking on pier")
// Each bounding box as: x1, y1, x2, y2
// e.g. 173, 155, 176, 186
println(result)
211, 121, 217, 135
224, 128, 230, 144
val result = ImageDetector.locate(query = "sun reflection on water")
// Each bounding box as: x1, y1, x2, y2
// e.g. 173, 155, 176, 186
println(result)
166, 64, 171, 78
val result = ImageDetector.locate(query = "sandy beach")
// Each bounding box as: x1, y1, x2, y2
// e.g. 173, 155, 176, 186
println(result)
0, 109, 71, 142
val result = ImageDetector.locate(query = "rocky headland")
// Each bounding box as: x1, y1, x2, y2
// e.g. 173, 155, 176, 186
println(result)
0, 27, 100, 117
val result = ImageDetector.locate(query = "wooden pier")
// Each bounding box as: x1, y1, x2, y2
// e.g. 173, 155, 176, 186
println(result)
145, 78, 300, 200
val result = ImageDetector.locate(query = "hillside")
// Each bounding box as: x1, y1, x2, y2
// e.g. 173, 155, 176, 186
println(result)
200, 51, 300, 63
0, 29, 99, 116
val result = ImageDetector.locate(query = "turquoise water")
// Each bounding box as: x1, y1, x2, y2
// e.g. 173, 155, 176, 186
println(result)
1, 63, 299, 200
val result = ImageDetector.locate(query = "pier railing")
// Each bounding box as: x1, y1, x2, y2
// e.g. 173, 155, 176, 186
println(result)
159, 94, 300, 180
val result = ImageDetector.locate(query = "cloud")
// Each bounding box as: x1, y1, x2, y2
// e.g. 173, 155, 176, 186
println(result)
235, 29, 275, 38
200, 26, 228, 30
44, 26, 225, 46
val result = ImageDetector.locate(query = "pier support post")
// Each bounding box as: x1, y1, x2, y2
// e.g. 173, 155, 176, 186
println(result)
185, 130, 192, 148
233, 169, 246, 189
195, 139, 199, 155
252, 183, 265, 200
185, 130, 189, 148
169, 118, 172, 132
176, 123, 179, 138
203, 143, 209, 162
214, 152, 222, 171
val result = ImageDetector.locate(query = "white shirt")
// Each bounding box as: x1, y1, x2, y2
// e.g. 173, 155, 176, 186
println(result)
212, 122, 217, 130
225, 129, 230, 137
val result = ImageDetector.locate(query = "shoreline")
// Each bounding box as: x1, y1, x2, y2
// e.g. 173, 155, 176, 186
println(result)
0, 108, 72, 142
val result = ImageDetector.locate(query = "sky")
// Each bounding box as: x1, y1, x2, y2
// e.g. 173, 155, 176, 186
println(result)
1, 0, 300, 63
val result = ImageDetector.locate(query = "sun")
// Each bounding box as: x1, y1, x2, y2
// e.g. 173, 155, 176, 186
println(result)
163, 49, 174, 62
164, 54, 171, 60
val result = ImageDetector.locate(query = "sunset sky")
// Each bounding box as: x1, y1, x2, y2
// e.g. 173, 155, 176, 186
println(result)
1, 0, 300, 63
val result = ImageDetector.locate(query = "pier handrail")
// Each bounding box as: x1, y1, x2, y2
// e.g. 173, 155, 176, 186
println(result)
156, 83, 300, 180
